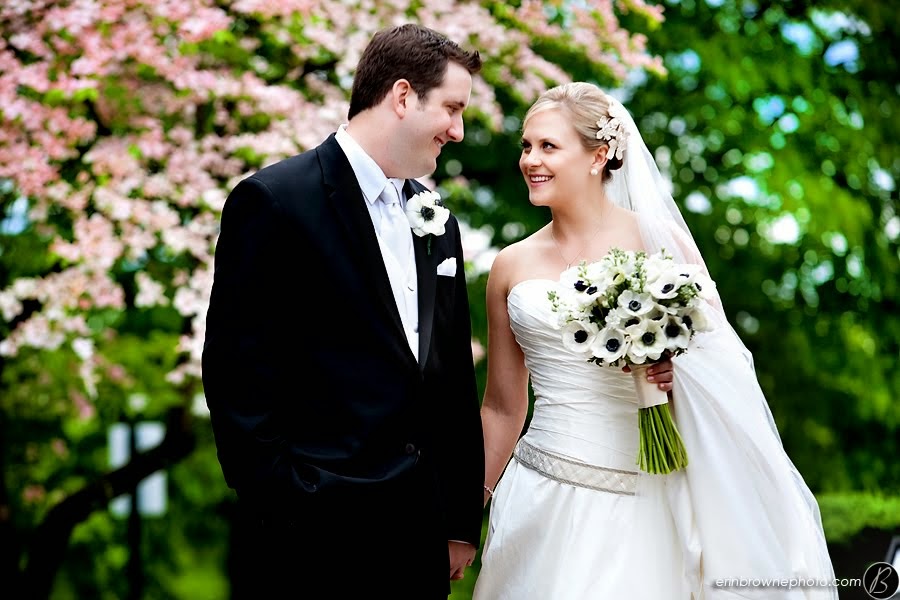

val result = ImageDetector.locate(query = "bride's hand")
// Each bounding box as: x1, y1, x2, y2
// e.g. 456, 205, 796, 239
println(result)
448, 541, 476, 580
622, 357, 674, 392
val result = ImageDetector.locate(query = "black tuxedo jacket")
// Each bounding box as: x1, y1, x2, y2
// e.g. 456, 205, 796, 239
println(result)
202, 134, 484, 550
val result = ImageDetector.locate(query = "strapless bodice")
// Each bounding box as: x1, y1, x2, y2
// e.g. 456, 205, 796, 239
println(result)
507, 279, 639, 471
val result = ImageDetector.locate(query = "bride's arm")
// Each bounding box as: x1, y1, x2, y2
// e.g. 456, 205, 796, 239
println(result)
480, 248, 530, 506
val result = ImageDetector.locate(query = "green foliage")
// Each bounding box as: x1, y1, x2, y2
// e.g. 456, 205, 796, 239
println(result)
818, 492, 900, 544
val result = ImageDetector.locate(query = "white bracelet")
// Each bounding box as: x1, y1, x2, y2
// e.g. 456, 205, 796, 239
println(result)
483, 484, 494, 497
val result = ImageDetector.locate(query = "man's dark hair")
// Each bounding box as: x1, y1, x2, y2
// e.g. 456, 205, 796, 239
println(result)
348, 23, 482, 119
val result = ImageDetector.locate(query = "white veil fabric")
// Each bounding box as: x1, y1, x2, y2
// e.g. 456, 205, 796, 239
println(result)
603, 94, 837, 599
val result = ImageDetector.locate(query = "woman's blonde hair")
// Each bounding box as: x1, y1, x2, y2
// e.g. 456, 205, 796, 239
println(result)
523, 82, 624, 181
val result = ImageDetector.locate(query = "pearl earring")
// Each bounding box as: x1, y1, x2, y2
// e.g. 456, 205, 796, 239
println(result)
590, 168, 599, 176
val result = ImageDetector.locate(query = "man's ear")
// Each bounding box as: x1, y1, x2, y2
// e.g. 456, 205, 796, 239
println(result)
390, 79, 413, 117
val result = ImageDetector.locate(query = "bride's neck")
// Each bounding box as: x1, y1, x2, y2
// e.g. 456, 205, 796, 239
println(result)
550, 200, 610, 240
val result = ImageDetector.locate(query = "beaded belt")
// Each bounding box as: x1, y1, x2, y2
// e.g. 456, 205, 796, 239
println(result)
513, 439, 638, 496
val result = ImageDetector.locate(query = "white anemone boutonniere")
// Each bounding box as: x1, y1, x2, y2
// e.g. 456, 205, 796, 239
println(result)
405, 190, 450, 255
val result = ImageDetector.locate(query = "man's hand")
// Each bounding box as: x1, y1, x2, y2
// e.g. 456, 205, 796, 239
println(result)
622, 357, 674, 392
448, 541, 476, 580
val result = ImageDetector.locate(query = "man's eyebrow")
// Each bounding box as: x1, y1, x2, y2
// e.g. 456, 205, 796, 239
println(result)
447, 100, 467, 109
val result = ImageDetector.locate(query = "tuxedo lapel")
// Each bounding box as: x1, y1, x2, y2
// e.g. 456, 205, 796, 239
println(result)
317, 136, 411, 360
406, 180, 438, 369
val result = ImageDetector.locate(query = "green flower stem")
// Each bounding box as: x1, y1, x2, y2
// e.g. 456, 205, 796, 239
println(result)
649, 409, 668, 472
637, 403, 688, 474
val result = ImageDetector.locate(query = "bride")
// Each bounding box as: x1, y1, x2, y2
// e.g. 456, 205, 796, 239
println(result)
473, 82, 836, 599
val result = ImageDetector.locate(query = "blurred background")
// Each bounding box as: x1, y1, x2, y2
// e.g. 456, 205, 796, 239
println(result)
1, 0, 897, 598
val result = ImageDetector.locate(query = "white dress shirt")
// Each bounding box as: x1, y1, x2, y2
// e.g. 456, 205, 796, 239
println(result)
334, 125, 419, 361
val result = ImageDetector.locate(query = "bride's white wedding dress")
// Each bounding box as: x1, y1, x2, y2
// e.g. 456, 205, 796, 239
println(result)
473, 278, 836, 600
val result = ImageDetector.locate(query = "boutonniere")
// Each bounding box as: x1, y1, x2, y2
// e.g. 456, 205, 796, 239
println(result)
405, 190, 450, 255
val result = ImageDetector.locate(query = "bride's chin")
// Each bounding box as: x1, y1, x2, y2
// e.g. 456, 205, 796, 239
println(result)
528, 191, 548, 207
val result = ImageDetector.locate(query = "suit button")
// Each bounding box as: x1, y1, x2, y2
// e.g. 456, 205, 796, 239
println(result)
404, 443, 417, 455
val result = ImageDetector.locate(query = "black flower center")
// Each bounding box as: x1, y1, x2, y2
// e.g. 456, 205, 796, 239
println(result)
641, 332, 656, 345
625, 317, 640, 328
574, 280, 588, 291
574, 330, 588, 343
420, 206, 435, 221
662, 283, 675, 293
665, 324, 682, 338
605, 338, 621, 352
586, 285, 598, 295
628, 300, 642, 311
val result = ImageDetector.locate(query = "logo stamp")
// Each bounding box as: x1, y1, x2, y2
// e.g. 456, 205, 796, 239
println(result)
863, 562, 900, 600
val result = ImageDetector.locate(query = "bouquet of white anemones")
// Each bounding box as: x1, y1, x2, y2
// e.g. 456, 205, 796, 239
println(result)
548, 247, 716, 474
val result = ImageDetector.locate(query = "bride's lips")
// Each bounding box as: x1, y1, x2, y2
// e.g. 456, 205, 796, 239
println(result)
527, 174, 553, 187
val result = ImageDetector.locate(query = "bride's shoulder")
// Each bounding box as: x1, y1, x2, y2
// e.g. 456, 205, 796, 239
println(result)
489, 240, 526, 280
489, 228, 552, 290
495, 227, 548, 262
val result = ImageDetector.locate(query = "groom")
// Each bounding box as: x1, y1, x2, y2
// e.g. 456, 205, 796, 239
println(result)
202, 24, 485, 599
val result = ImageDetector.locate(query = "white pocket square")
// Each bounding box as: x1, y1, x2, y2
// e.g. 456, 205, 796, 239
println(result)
436, 257, 457, 277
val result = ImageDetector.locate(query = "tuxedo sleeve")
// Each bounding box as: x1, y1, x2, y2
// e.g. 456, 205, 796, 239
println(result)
437, 217, 485, 547
202, 177, 310, 506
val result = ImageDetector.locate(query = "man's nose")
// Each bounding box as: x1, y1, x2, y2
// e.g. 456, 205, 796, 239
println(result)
447, 115, 464, 143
